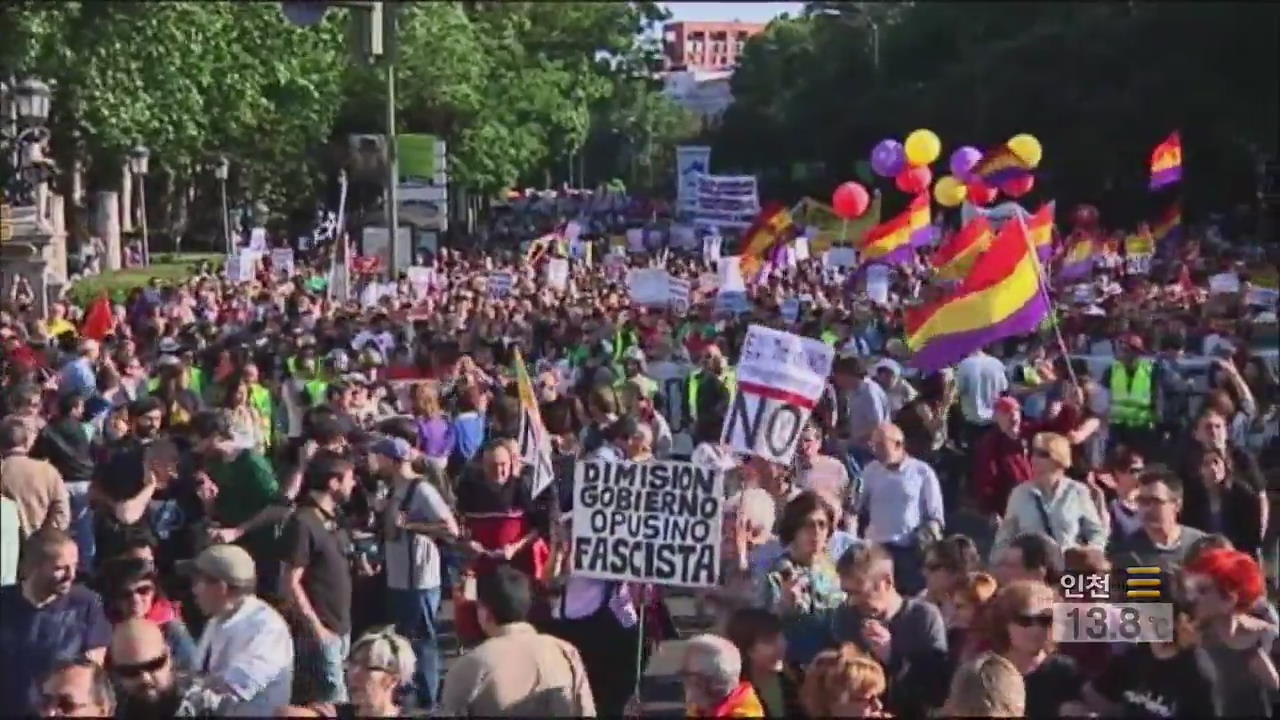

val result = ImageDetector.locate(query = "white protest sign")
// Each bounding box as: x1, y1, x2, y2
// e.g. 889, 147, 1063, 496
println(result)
651, 361, 695, 457
826, 247, 857, 268
702, 233, 722, 267
249, 227, 268, 251
571, 459, 723, 587
715, 256, 749, 314
603, 253, 627, 281
1209, 272, 1241, 294
1246, 287, 1280, 307
677, 145, 712, 212
626, 228, 645, 254
225, 253, 247, 283
271, 248, 295, 278
865, 264, 891, 305
628, 268, 671, 307
406, 266, 432, 300
489, 270, 514, 297
1125, 254, 1152, 275
564, 220, 582, 242
794, 237, 810, 262
722, 325, 834, 464
545, 257, 570, 292
668, 276, 691, 315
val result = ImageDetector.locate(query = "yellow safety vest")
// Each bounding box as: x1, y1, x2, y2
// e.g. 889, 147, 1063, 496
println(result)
687, 368, 737, 421
1109, 359, 1154, 429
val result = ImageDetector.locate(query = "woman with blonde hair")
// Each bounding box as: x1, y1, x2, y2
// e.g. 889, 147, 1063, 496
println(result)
943, 652, 1026, 717
410, 382, 455, 478
950, 571, 997, 666
800, 643, 888, 717
967, 580, 1083, 719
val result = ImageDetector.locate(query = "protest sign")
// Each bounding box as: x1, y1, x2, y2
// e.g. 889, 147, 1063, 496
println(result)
826, 247, 857, 268
249, 227, 267, 251
270, 248, 295, 278
1246, 287, 1279, 308
722, 325, 834, 464
545, 257, 570, 292
865, 264, 891, 305
702, 232, 722, 267
780, 297, 800, 324
677, 146, 712, 212
715, 256, 749, 314
794, 236, 810, 262
488, 270, 514, 297
626, 228, 646, 254
571, 459, 723, 587
668, 276, 691, 315
650, 361, 694, 457
693, 174, 760, 229
1209, 272, 1241, 294
225, 253, 250, 283
629, 268, 671, 307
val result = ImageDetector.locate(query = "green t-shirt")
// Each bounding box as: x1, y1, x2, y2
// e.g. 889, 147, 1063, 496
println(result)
208, 449, 279, 556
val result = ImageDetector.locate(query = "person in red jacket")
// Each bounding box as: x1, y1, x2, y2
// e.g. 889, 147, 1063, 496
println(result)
971, 397, 1033, 521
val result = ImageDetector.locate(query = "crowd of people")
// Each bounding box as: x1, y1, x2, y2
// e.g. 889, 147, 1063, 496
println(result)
0, 207, 1277, 719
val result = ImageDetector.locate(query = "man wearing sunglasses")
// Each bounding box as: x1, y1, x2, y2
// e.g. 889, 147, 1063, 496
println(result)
35, 658, 115, 719
107, 618, 222, 717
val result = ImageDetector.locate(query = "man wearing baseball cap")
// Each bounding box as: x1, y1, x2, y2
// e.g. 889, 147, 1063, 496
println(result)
182, 544, 294, 716
1102, 332, 1161, 456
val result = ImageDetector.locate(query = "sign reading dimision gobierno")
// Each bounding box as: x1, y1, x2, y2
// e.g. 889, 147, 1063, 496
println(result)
571, 459, 723, 588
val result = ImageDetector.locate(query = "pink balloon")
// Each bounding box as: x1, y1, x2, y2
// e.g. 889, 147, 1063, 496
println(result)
832, 181, 871, 219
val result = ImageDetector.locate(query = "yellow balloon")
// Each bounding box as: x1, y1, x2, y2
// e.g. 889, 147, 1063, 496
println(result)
1008, 133, 1043, 168
904, 129, 941, 166
933, 175, 967, 208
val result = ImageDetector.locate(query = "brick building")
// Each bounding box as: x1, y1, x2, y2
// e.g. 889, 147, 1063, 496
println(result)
662, 21, 766, 72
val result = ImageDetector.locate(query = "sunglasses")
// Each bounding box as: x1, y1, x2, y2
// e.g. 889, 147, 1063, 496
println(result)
110, 652, 169, 678
1013, 612, 1053, 628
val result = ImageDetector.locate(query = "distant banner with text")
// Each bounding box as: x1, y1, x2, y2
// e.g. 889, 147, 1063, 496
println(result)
571, 459, 723, 587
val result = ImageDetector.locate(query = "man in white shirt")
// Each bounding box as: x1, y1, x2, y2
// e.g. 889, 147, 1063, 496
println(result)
955, 347, 1008, 451
182, 544, 294, 717
856, 423, 944, 595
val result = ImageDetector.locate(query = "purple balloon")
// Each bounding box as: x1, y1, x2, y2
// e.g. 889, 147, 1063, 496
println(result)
870, 139, 905, 178
949, 145, 983, 182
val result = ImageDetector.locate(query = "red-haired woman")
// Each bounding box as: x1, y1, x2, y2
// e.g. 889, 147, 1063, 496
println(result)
1184, 548, 1279, 717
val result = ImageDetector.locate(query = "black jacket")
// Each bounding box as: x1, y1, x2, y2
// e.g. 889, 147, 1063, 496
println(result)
32, 418, 95, 485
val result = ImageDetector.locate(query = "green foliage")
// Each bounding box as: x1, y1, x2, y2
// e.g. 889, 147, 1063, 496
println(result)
717, 2, 1280, 222
65, 252, 221, 306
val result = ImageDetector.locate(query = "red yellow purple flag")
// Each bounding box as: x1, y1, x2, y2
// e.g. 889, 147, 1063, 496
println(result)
906, 218, 1049, 372
929, 216, 993, 281
972, 145, 1033, 187
739, 203, 794, 280
1152, 201, 1182, 255
1057, 231, 1097, 282
1026, 201, 1056, 262
861, 194, 929, 267
1149, 131, 1182, 190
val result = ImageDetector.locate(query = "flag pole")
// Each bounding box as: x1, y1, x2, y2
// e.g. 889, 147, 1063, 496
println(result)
1017, 216, 1079, 387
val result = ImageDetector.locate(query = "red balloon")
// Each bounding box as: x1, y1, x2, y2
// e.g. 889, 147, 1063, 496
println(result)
894, 166, 932, 195
1072, 204, 1099, 228
966, 180, 998, 206
1000, 175, 1035, 198
831, 181, 870, 219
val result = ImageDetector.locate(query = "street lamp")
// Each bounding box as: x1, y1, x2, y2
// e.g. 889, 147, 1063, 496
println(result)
213, 155, 231, 254
12, 79, 51, 126
128, 145, 150, 266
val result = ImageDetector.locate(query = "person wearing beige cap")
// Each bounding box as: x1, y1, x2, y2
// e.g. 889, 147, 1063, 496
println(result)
990, 432, 1107, 563
182, 544, 294, 716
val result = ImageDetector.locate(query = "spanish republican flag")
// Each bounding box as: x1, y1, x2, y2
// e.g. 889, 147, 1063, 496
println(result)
739, 203, 793, 279
905, 218, 1048, 372
862, 194, 929, 267
1152, 201, 1182, 254
1026, 201, 1056, 262
1150, 131, 1182, 190
972, 145, 1033, 187
1057, 231, 1097, 282
80, 293, 114, 341
929, 216, 992, 281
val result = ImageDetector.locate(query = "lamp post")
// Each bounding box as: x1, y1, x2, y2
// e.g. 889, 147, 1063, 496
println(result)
213, 155, 230, 254
128, 145, 150, 266
2, 78, 53, 204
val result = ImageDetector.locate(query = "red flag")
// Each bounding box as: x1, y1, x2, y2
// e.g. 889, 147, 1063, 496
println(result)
80, 294, 114, 341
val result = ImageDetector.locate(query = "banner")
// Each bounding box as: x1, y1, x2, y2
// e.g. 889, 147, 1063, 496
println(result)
514, 349, 555, 499
668, 276, 691, 315
677, 146, 712, 212
693, 174, 760, 229
628, 268, 671, 307
650, 361, 695, 457
571, 459, 723, 587
722, 325, 834, 464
